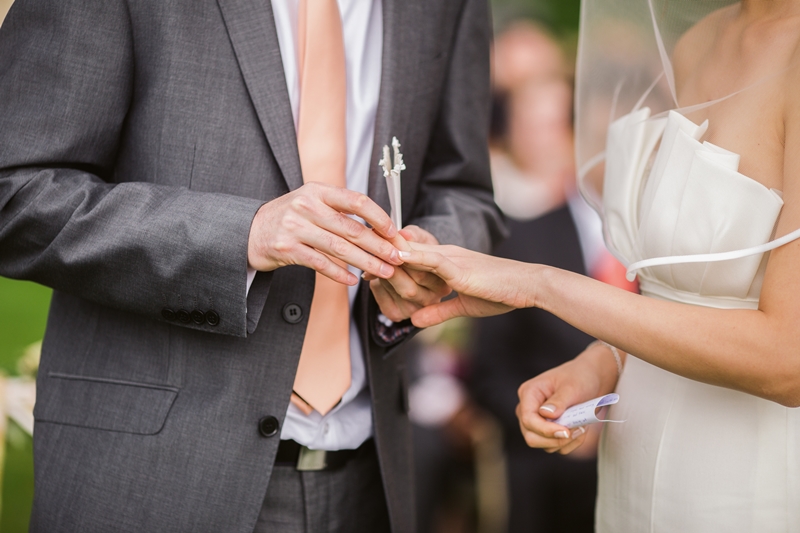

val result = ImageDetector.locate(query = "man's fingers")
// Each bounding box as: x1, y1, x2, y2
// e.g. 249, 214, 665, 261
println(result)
311, 207, 404, 267
303, 226, 396, 280
371, 278, 421, 322
370, 279, 406, 322
296, 246, 359, 285
382, 267, 440, 306
319, 185, 397, 239
410, 297, 465, 328
405, 269, 451, 298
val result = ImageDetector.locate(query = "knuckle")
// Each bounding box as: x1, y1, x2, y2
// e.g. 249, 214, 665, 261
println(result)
309, 253, 329, 271
399, 285, 419, 300
330, 236, 350, 257
344, 218, 365, 239
352, 193, 369, 211
290, 194, 312, 212
272, 239, 292, 254
366, 257, 383, 274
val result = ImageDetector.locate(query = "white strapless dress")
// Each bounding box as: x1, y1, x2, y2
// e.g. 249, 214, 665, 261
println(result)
594, 110, 800, 532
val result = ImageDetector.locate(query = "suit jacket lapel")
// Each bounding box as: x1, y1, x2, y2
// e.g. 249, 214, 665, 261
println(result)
369, 0, 421, 217
216, 0, 303, 192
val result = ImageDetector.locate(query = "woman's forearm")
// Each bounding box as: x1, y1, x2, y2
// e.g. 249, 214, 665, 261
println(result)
529, 264, 800, 406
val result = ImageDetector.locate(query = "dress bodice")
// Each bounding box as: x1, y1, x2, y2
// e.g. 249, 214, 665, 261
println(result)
602, 109, 784, 309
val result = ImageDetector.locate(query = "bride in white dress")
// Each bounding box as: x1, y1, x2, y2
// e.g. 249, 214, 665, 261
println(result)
399, 0, 800, 530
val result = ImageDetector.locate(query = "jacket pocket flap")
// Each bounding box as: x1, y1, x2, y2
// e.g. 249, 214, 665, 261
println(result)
35, 372, 179, 435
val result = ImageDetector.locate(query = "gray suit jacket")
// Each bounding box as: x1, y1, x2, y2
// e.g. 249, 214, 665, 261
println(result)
0, 0, 503, 531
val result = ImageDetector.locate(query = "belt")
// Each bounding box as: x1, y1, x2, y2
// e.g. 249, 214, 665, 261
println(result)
275, 438, 373, 471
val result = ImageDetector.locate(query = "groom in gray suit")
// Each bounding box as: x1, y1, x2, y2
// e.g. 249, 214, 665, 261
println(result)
0, 0, 502, 531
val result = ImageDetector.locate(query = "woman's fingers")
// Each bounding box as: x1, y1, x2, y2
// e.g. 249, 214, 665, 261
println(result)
400, 247, 462, 283
557, 428, 588, 455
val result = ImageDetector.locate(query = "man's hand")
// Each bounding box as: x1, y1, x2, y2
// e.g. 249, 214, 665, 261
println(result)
369, 225, 452, 322
248, 182, 403, 285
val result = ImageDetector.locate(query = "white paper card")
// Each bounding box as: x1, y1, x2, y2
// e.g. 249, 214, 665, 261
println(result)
552, 393, 624, 429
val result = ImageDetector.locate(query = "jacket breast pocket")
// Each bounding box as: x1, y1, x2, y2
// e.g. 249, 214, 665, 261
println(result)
34, 372, 179, 435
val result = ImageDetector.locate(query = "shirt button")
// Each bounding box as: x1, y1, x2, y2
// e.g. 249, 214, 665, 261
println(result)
176, 309, 191, 323
258, 416, 280, 438
282, 303, 303, 324
323, 423, 330, 435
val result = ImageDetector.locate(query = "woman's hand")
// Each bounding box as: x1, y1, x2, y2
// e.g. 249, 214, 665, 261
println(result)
516, 342, 621, 455
401, 243, 542, 327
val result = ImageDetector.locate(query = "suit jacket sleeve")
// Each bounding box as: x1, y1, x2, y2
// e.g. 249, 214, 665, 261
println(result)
409, 0, 506, 253
0, 0, 264, 338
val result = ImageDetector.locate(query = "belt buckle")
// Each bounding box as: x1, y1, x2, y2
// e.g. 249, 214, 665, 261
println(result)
296, 446, 327, 471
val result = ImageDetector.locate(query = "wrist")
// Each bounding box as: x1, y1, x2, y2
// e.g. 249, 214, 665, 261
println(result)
525, 263, 553, 309
579, 341, 622, 394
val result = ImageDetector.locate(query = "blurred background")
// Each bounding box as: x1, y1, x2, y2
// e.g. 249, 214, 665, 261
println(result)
0, 0, 632, 531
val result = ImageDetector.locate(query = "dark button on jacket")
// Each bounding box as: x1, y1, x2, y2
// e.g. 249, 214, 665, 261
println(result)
258, 416, 280, 438
282, 303, 303, 324
161, 308, 176, 322
205, 310, 220, 326
190, 309, 206, 325
176, 309, 191, 323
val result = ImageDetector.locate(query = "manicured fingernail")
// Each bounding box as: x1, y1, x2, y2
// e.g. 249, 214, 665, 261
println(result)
380, 264, 394, 278
388, 225, 398, 238
398, 251, 411, 259
554, 430, 570, 439
571, 427, 586, 440
540, 404, 556, 414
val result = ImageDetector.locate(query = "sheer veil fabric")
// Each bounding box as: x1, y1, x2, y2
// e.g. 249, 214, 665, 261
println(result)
575, 1, 800, 531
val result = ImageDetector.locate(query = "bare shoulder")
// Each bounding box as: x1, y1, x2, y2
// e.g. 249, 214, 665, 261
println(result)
672, 6, 735, 86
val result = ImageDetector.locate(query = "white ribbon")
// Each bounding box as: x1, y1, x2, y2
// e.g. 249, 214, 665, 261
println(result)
626, 225, 800, 282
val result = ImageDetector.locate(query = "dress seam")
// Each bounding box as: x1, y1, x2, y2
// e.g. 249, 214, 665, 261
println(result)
648, 375, 679, 533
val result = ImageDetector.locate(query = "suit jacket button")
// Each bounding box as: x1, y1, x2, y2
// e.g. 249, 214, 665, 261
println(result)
258, 416, 280, 437
282, 303, 303, 324
161, 308, 177, 322
191, 309, 206, 325
176, 309, 191, 323
205, 310, 220, 326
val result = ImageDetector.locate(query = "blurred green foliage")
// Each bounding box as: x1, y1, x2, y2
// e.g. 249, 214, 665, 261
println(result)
492, 0, 581, 36
0, 277, 51, 533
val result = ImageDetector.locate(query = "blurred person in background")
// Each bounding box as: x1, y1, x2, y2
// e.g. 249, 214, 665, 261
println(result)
470, 22, 634, 533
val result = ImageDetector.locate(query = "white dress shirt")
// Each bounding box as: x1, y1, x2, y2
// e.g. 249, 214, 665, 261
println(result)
248, 0, 383, 450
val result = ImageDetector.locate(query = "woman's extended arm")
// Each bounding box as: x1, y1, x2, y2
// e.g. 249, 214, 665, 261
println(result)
404, 228, 800, 407
403, 61, 800, 408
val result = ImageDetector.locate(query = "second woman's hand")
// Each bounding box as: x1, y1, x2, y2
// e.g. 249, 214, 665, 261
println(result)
516, 342, 621, 455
